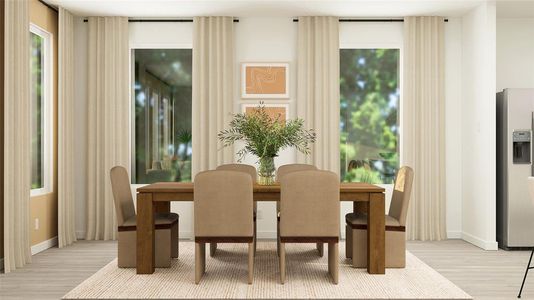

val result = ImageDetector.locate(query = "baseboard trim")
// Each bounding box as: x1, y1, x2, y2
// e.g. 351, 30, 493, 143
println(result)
257, 231, 277, 239
31, 236, 58, 255
447, 230, 462, 239
462, 232, 498, 250
76, 231, 86, 240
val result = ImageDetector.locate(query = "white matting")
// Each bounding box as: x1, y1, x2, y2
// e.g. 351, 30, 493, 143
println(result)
63, 242, 471, 299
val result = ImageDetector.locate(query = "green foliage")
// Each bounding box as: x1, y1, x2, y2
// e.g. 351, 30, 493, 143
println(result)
218, 103, 316, 162
340, 49, 400, 184
31, 33, 43, 189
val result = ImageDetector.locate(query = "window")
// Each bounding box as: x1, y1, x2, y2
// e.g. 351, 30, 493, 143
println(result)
340, 49, 400, 184
30, 24, 53, 194
132, 49, 192, 184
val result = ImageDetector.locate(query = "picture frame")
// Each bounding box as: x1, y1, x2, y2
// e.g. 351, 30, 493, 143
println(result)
241, 62, 289, 99
241, 103, 289, 124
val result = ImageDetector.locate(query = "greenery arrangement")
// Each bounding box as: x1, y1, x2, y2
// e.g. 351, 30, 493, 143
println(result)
218, 103, 316, 184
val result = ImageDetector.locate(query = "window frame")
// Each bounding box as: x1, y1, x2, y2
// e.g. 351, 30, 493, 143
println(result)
30, 23, 54, 196
338, 45, 403, 184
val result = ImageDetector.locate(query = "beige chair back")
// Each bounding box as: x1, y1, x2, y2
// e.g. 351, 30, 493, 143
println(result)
280, 170, 340, 237
388, 166, 414, 226
276, 164, 317, 182
110, 166, 136, 226
194, 170, 254, 237
216, 164, 257, 183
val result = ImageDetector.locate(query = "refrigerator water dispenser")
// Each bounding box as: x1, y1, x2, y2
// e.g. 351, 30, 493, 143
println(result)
513, 130, 531, 164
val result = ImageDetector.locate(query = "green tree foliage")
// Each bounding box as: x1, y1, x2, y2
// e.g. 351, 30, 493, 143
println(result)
31, 33, 43, 189
340, 49, 399, 183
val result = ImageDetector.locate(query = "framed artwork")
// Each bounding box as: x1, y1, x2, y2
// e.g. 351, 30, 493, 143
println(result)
242, 103, 288, 124
241, 63, 289, 99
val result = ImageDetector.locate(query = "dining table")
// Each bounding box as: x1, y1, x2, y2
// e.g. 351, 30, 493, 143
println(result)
135, 182, 386, 275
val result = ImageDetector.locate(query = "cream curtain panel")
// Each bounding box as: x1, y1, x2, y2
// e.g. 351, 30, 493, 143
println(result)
58, 7, 77, 248
296, 17, 340, 174
192, 17, 234, 178
3, 0, 31, 272
86, 17, 129, 240
403, 16, 447, 241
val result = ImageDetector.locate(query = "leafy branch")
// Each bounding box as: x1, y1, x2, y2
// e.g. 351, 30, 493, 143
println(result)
218, 103, 316, 162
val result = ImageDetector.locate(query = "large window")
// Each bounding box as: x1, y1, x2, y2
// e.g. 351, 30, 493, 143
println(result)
30, 24, 52, 194
132, 49, 192, 184
340, 49, 400, 184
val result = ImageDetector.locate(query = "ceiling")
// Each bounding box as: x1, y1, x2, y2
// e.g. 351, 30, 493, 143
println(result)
45, 0, 490, 18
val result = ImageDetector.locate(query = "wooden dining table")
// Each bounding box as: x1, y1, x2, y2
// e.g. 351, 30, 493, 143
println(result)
136, 182, 386, 275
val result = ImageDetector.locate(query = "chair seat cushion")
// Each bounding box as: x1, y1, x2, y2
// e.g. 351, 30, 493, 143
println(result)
119, 212, 179, 231
345, 212, 402, 230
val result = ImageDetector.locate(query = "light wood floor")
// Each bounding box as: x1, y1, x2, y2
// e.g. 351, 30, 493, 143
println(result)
0, 239, 533, 300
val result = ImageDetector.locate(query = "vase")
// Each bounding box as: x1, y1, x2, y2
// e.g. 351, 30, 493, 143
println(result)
258, 156, 276, 185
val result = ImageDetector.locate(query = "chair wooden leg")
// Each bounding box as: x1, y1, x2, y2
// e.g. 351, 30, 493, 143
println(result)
254, 220, 257, 257
248, 242, 254, 284
279, 242, 286, 284
317, 243, 324, 257
346, 224, 352, 259
210, 242, 217, 257
195, 242, 205, 284
171, 222, 179, 258
328, 242, 339, 284
277, 221, 280, 257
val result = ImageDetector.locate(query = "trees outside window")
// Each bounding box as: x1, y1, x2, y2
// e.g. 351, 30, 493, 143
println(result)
340, 49, 400, 184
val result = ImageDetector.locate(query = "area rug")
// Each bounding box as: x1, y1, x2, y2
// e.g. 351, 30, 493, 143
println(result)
63, 242, 471, 299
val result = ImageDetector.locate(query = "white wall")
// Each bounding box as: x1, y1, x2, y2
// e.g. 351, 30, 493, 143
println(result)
235, 18, 298, 238
73, 16, 467, 242
444, 18, 464, 239
461, 2, 498, 250
496, 18, 534, 91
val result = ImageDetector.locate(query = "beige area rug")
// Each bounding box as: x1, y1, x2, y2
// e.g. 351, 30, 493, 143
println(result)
63, 242, 471, 299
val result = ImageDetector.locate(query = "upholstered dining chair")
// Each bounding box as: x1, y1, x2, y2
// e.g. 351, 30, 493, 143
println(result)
345, 166, 414, 268
276, 164, 319, 256
279, 170, 340, 284
214, 164, 257, 256
110, 166, 179, 268
194, 170, 255, 284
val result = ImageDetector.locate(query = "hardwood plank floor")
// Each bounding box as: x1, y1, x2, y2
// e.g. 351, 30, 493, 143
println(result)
0, 239, 532, 299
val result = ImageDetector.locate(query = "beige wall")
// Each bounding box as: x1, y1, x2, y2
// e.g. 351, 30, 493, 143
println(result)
29, 0, 58, 246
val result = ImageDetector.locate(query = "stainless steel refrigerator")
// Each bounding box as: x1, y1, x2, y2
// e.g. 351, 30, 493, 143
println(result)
497, 88, 534, 250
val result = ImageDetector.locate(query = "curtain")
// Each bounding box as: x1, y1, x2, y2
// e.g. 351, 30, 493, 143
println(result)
296, 17, 340, 174
3, 0, 31, 272
192, 17, 234, 178
403, 16, 446, 241
86, 17, 129, 240
58, 7, 77, 248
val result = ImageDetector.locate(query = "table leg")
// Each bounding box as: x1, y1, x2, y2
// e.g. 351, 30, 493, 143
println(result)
154, 201, 170, 213
353, 202, 368, 214
367, 192, 385, 274
137, 192, 155, 274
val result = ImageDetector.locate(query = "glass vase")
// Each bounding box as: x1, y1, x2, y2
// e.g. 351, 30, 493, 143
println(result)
258, 156, 276, 185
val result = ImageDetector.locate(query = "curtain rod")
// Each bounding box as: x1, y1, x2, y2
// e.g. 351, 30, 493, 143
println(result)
292, 18, 449, 22
83, 18, 239, 23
